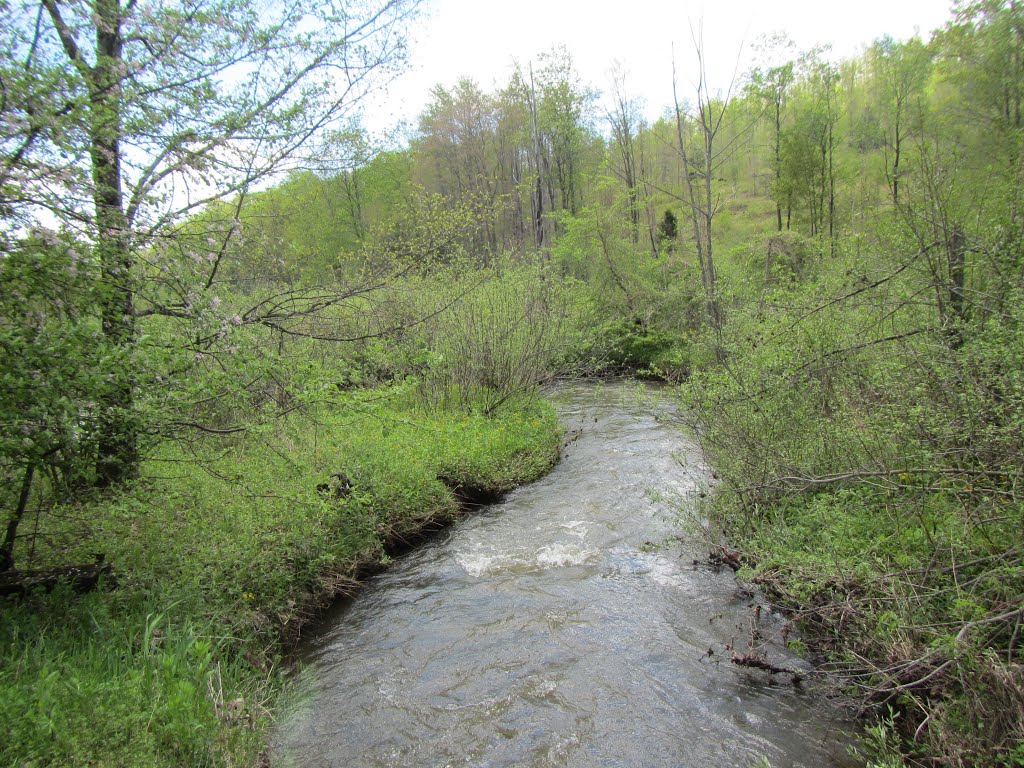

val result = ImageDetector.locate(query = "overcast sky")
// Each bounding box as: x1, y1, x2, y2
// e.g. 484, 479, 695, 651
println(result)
363, 0, 956, 134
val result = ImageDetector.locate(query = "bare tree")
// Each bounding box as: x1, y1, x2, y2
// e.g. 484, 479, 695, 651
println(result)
671, 26, 744, 329
606, 64, 644, 246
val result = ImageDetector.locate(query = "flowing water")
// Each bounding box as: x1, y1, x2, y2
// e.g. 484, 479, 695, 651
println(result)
275, 381, 855, 768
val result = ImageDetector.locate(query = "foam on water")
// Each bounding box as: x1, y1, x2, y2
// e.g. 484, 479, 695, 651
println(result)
456, 540, 597, 576
455, 547, 509, 577
535, 543, 595, 568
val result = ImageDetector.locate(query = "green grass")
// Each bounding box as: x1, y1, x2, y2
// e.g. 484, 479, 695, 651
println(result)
0, 386, 563, 767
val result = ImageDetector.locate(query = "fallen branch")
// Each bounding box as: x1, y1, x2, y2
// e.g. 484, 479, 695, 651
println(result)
730, 651, 795, 677
0, 556, 115, 597
743, 466, 1018, 495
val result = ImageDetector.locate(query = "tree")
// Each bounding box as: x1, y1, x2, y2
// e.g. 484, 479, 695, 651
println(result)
1, 0, 419, 487
871, 35, 932, 205
813, 57, 841, 252
0, 233, 102, 571
779, 50, 841, 248
672, 28, 742, 329
533, 47, 598, 227
502, 51, 597, 250
415, 79, 501, 252
528, 64, 547, 249
747, 34, 797, 231
946, 0, 1024, 132
937, 1, 1024, 223
656, 209, 678, 254
606, 64, 644, 245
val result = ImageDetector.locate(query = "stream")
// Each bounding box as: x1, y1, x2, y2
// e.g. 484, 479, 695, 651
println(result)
274, 381, 855, 767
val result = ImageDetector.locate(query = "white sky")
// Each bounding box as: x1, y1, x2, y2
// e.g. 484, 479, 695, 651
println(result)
364, 0, 956, 134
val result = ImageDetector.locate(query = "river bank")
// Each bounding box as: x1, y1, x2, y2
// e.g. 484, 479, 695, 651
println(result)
0, 387, 563, 767
679, 320, 1024, 767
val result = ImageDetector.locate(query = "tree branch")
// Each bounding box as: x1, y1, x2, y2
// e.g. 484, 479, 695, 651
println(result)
40, 0, 93, 79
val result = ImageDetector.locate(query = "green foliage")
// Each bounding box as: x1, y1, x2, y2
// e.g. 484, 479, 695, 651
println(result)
2, 180, 568, 768
572, 318, 693, 380
656, 209, 679, 253
1, 0, 420, 488
5, 3, 1024, 766
682, 174, 1024, 767
0, 233, 105, 488
857, 709, 909, 768
673, 23, 1024, 752
728, 231, 815, 296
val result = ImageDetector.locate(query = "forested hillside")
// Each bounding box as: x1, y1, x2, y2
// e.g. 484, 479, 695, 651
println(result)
2, 0, 1022, 765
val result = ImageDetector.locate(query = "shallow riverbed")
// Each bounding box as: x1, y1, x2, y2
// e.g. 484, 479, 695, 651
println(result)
274, 381, 855, 767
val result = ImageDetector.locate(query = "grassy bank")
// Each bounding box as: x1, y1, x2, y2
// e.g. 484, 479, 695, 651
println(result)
0, 387, 562, 767
702, 481, 1023, 766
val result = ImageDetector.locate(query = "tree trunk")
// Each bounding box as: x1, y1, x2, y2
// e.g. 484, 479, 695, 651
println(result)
672, 48, 722, 330
946, 225, 967, 348
91, 0, 137, 486
891, 109, 902, 205
343, 170, 365, 244
1, 464, 34, 572
702, 109, 722, 328
828, 118, 836, 256
529, 66, 544, 251
775, 100, 784, 232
